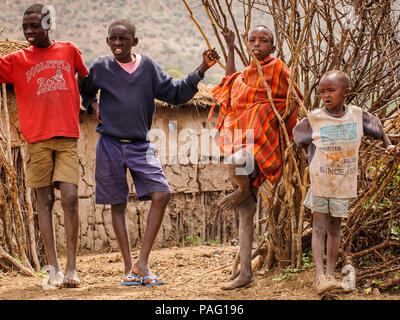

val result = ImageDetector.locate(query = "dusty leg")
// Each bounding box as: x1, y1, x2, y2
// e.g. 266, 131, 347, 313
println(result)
221, 195, 256, 290
312, 211, 328, 281
59, 182, 80, 288
111, 203, 133, 277
132, 191, 171, 284
36, 186, 64, 287
218, 150, 254, 210
326, 216, 342, 276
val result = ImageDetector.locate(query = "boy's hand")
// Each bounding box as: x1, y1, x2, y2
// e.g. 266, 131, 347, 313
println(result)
385, 144, 400, 155
222, 28, 235, 48
90, 101, 102, 124
198, 48, 220, 77
203, 48, 220, 68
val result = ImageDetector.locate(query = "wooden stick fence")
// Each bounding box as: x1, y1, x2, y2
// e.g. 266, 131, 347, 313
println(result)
0, 83, 39, 276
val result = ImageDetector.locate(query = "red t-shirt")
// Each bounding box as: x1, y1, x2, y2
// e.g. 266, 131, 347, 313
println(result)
0, 41, 88, 143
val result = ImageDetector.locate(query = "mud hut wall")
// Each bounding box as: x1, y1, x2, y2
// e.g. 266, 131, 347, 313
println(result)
1, 85, 242, 253
51, 106, 238, 252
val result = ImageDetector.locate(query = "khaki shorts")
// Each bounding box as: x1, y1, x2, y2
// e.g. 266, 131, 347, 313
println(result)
303, 189, 352, 218
25, 137, 79, 189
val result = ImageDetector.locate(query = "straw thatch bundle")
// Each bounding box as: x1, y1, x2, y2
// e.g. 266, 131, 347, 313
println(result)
0, 40, 29, 57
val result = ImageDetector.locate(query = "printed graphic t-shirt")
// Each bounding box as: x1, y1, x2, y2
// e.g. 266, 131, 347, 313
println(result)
293, 105, 385, 198
0, 41, 88, 143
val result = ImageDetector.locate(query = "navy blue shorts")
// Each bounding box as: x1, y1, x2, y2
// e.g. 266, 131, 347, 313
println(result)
95, 135, 171, 204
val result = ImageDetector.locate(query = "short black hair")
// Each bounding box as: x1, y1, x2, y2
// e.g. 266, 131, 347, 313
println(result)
253, 25, 274, 45
24, 3, 49, 16
322, 70, 351, 89
108, 19, 136, 38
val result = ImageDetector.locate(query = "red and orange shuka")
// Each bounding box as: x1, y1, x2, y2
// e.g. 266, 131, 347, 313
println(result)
208, 56, 303, 187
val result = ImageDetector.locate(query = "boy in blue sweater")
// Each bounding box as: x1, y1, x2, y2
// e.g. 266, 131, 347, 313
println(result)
80, 19, 219, 286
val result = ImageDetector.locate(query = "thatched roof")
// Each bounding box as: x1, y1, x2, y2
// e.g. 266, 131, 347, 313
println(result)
155, 83, 215, 109
0, 40, 29, 57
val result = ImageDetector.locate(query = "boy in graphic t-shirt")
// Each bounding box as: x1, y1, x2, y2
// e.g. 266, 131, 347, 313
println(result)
0, 4, 88, 287
293, 70, 398, 295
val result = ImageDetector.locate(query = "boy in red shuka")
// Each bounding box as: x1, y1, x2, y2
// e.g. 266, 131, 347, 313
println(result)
0, 3, 88, 287
209, 26, 302, 290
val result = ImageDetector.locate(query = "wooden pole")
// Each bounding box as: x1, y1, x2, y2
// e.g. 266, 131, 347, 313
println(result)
1, 84, 12, 164
20, 147, 41, 272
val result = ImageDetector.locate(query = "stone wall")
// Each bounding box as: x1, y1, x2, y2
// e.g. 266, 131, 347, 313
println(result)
51, 106, 239, 252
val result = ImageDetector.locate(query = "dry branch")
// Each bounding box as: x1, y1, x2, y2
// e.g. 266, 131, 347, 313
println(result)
0, 244, 36, 277
181, 0, 226, 71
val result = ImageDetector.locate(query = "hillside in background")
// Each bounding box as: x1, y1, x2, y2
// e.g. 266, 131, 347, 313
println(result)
0, 0, 270, 84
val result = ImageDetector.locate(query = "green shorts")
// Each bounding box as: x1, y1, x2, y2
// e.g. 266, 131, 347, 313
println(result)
303, 189, 352, 218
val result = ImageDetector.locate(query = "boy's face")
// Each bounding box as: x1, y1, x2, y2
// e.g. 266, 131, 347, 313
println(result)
22, 13, 51, 48
248, 27, 275, 61
318, 75, 348, 110
107, 25, 138, 63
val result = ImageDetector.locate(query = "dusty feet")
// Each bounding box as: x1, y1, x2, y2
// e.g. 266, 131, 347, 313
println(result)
132, 262, 164, 285
218, 189, 252, 210
220, 275, 253, 290
132, 262, 151, 276
63, 270, 80, 288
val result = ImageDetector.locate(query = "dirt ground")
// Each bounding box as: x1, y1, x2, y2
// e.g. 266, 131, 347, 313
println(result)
0, 244, 399, 300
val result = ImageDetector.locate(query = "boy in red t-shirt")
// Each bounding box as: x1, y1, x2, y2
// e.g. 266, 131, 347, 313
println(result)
0, 4, 88, 287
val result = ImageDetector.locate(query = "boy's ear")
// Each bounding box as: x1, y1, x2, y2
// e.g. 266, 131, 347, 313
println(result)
270, 45, 276, 55
106, 37, 109, 45
132, 37, 139, 47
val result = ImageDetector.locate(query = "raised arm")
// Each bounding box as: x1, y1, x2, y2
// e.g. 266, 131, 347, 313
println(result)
154, 49, 219, 105
222, 28, 236, 76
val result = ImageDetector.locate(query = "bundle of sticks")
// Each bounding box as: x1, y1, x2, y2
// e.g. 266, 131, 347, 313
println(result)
0, 83, 40, 276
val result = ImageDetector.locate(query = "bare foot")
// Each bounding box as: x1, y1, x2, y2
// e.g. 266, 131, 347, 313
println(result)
220, 276, 253, 290
218, 189, 252, 210
63, 270, 80, 288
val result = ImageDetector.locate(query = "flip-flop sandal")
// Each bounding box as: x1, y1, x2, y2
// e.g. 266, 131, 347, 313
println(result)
141, 275, 165, 287
121, 273, 142, 286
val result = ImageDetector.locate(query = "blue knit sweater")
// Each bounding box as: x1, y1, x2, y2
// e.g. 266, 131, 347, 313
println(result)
80, 54, 203, 141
